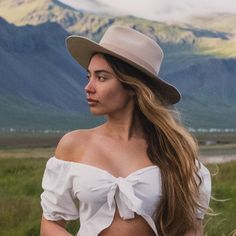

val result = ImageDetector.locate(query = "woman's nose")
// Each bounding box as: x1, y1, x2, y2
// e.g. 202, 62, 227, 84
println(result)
84, 79, 96, 94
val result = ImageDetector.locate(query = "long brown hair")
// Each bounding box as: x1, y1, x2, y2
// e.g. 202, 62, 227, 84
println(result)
102, 53, 205, 235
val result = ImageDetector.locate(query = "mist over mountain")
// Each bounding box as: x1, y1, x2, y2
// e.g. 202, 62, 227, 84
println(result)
0, 0, 236, 131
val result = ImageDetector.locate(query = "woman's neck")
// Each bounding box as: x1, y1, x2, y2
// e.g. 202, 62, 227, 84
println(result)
103, 107, 144, 141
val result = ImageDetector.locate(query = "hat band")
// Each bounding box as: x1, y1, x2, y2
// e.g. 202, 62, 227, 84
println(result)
100, 43, 157, 75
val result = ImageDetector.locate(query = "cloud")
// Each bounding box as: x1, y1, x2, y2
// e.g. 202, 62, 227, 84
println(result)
98, 0, 236, 21
59, 0, 236, 22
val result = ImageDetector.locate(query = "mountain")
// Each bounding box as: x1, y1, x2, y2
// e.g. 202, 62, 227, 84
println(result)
0, 0, 105, 34
1, 0, 236, 60
0, 0, 236, 130
0, 17, 103, 131
165, 58, 236, 128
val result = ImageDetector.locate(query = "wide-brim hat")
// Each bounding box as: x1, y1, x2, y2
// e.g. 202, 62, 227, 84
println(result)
66, 25, 181, 104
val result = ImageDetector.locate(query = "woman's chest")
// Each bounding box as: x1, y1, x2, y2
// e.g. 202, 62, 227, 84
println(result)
75, 138, 152, 178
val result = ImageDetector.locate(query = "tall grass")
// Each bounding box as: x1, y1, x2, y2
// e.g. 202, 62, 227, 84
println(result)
0, 157, 235, 235
205, 162, 236, 235
0, 158, 45, 236
0, 158, 79, 236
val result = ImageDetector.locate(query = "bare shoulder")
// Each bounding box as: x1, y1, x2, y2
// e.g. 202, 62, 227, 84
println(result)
54, 129, 93, 162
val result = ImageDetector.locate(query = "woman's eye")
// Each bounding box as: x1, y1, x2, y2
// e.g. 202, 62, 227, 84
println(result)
98, 76, 106, 81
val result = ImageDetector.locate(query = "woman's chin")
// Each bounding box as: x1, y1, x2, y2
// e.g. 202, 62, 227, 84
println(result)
89, 108, 106, 116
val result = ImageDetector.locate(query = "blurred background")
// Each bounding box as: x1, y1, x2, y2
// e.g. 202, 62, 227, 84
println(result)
0, 0, 235, 235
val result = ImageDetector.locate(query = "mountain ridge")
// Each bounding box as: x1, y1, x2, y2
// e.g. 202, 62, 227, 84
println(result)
0, 17, 104, 130
1, 0, 236, 58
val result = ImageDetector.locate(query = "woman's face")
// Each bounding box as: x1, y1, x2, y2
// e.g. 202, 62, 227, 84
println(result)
85, 54, 134, 116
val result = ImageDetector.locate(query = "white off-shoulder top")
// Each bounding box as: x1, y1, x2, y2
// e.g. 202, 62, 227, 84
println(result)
41, 156, 211, 236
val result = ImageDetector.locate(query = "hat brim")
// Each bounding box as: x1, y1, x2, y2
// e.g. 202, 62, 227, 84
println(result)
66, 36, 181, 104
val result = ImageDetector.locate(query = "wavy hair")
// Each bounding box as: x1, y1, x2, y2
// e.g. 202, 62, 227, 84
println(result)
102, 53, 205, 235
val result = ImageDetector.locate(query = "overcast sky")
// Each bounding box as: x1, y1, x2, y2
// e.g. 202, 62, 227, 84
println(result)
59, 0, 236, 22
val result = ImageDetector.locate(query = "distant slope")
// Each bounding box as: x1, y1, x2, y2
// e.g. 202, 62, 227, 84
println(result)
184, 14, 236, 58
0, 17, 102, 130
165, 58, 236, 128
186, 13, 236, 33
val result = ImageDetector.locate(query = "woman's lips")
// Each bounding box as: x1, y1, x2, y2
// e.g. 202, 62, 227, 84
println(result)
87, 98, 99, 105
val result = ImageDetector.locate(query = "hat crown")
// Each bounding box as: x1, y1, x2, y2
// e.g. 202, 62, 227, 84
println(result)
99, 26, 164, 75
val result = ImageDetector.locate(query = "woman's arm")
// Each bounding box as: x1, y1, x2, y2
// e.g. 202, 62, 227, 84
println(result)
183, 219, 203, 236
40, 216, 72, 236
40, 133, 82, 236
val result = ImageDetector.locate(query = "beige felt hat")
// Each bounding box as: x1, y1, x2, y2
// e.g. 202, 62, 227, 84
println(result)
66, 25, 181, 104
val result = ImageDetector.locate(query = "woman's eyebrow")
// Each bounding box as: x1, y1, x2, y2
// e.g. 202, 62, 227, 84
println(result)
87, 69, 113, 75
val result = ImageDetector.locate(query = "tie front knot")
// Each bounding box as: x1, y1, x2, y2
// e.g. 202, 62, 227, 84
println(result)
107, 176, 143, 219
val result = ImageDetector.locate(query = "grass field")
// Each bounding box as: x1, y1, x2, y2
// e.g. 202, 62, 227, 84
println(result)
0, 157, 80, 236
205, 163, 236, 236
0, 157, 235, 235
0, 132, 235, 235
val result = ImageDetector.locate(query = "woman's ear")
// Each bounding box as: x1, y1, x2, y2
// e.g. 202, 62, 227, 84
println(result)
121, 82, 135, 96
128, 89, 135, 97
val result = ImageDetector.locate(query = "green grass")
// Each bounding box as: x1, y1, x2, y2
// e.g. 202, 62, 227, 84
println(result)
0, 158, 79, 236
0, 157, 235, 235
204, 162, 236, 235
0, 158, 45, 236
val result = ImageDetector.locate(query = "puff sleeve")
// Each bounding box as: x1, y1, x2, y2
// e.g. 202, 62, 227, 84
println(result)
196, 162, 211, 219
40, 157, 80, 221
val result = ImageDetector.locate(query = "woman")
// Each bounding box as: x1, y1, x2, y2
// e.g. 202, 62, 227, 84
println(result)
40, 25, 211, 236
